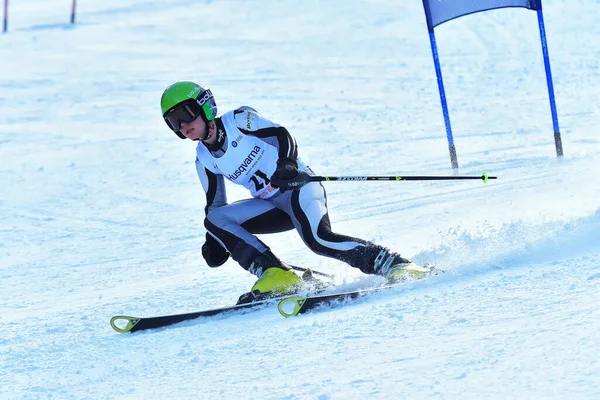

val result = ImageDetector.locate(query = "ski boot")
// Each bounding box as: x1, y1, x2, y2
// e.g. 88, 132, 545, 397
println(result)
237, 250, 303, 304
371, 247, 436, 283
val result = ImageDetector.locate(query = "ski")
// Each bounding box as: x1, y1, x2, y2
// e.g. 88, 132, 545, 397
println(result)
110, 298, 276, 333
110, 267, 333, 333
277, 285, 394, 317
277, 264, 444, 317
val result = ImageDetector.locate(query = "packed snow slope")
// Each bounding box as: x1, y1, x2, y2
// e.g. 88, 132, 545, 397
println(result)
1, 0, 599, 399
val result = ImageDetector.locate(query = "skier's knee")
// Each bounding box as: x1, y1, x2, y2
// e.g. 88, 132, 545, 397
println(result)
205, 207, 236, 231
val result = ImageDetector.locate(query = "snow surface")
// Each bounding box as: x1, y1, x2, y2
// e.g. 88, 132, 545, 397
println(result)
1, 0, 600, 398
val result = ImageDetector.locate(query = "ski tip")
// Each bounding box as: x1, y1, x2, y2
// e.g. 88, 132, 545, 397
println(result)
110, 316, 140, 333
277, 297, 306, 318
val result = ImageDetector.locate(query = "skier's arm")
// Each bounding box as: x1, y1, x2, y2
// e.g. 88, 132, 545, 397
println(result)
195, 157, 227, 216
234, 108, 308, 191
195, 158, 230, 267
234, 108, 297, 165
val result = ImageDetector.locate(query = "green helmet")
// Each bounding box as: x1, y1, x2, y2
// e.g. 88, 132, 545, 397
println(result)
160, 81, 218, 139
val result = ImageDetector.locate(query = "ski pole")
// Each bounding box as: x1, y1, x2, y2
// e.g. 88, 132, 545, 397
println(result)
291, 265, 334, 279
309, 172, 496, 183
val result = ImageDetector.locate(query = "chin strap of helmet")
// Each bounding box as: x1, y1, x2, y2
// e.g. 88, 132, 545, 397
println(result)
199, 123, 212, 141
200, 121, 221, 145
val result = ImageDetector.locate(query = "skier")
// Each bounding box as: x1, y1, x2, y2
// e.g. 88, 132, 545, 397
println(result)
160, 81, 432, 301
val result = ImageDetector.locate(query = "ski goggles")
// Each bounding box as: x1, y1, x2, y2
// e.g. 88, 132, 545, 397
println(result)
163, 99, 204, 131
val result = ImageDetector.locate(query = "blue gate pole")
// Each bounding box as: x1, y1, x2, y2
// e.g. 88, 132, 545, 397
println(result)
428, 29, 459, 169
3, 0, 8, 33
70, 0, 77, 24
536, 8, 563, 157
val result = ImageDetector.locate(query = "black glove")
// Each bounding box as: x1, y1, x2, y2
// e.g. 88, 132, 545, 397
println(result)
202, 233, 230, 268
270, 158, 311, 192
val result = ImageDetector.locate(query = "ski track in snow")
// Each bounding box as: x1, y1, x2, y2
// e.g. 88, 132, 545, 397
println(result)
1, 0, 600, 399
